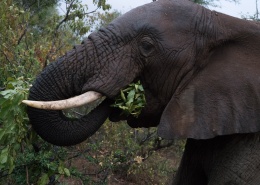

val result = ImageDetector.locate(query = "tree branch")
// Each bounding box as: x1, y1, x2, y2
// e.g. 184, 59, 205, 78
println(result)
43, 0, 76, 68
55, 0, 76, 31
17, 27, 28, 45
84, 7, 99, 15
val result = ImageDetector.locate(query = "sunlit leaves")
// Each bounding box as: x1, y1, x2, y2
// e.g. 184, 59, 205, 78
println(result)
112, 81, 146, 117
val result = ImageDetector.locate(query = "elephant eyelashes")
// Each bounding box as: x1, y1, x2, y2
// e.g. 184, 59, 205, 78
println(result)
139, 39, 155, 57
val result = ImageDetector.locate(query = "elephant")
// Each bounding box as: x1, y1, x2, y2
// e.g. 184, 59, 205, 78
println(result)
23, 0, 260, 184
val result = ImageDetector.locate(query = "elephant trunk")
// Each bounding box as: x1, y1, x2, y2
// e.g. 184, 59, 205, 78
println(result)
27, 39, 112, 146
27, 100, 111, 146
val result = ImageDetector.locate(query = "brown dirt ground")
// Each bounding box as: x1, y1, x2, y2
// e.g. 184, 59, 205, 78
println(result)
59, 144, 183, 185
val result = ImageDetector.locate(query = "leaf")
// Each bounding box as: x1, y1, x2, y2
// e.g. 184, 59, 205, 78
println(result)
127, 90, 135, 103
122, 87, 132, 92
0, 89, 15, 97
7, 156, 14, 174
0, 155, 8, 164
135, 84, 139, 91
58, 166, 64, 174
0, 147, 9, 164
6, 83, 14, 90
64, 168, 70, 177
0, 105, 12, 119
138, 85, 144, 91
37, 173, 49, 185
120, 90, 126, 101
0, 129, 6, 141
7, 77, 15, 82
13, 93, 24, 105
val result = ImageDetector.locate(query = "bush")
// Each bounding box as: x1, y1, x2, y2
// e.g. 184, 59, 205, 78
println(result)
0, 77, 71, 184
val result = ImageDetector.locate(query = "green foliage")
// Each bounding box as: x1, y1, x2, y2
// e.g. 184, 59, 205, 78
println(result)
0, 0, 77, 86
0, 1, 117, 183
94, 10, 121, 30
0, 78, 72, 184
57, 0, 112, 37
112, 81, 146, 118
0, 77, 30, 174
10, 143, 69, 185
13, 0, 59, 12
0, 0, 40, 85
0, 0, 113, 86
93, 0, 111, 10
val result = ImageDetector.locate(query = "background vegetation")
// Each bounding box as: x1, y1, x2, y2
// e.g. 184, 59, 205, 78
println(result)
0, 0, 257, 184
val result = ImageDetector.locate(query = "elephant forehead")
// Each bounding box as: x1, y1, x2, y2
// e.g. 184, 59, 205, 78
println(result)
109, 1, 200, 38
111, 3, 164, 32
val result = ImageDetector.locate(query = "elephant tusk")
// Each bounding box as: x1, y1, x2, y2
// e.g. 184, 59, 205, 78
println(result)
22, 91, 104, 110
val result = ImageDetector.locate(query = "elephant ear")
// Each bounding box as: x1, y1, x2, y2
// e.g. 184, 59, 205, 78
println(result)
157, 42, 260, 139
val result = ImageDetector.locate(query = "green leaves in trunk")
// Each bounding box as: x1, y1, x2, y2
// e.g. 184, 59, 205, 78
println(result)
112, 81, 146, 118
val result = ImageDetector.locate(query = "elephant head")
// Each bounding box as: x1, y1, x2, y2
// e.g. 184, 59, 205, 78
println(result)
24, 0, 260, 146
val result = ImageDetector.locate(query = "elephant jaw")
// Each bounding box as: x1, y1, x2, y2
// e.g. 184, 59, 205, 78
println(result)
22, 91, 104, 110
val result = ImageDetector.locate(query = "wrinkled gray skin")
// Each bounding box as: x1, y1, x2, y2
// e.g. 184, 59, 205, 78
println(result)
27, 0, 260, 184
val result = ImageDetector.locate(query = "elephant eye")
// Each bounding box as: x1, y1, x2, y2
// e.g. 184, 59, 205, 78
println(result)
141, 41, 153, 51
139, 39, 155, 57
